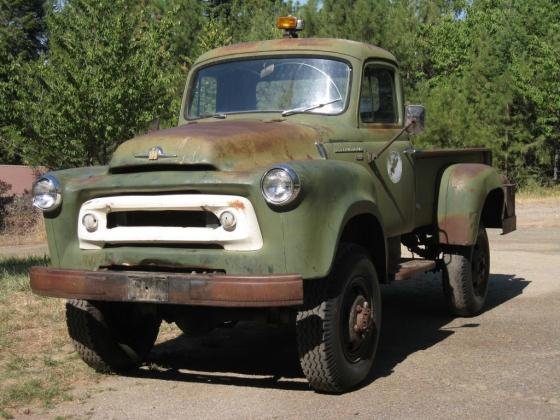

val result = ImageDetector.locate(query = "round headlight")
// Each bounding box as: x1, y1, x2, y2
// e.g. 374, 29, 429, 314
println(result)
32, 175, 62, 211
261, 165, 301, 206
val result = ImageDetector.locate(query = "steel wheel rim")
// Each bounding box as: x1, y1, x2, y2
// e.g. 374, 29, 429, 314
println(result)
340, 276, 376, 363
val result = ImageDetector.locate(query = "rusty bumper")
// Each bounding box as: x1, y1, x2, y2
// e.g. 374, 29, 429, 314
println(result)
29, 267, 303, 307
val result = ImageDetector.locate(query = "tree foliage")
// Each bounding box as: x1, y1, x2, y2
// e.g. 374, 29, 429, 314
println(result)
0, 0, 47, 163
300, 0, 560, 184
411, 0, 560, 183
0, 0, 558, 184
15, 0, 180, 167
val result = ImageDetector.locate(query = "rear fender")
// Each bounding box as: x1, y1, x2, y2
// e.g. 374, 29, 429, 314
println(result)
437, 164, 515, 246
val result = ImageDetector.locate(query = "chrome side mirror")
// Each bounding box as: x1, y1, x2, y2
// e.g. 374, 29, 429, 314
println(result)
405, 105, 425, 134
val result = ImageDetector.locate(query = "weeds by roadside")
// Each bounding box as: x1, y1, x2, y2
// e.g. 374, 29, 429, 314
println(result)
0, 256, 48, 296
0, 256, 100, 418
517, 183, 560, 200
0, 192, 45, 246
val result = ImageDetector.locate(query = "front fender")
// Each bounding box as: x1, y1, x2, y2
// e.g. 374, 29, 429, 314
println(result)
277, 160, 383, 279
437, 163, 503, 246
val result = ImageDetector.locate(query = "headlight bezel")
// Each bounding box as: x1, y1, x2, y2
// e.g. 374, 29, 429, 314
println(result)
260, 164, 302, 207
32, 174, 62, 212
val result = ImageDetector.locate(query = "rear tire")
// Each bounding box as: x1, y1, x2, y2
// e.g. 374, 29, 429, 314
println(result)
442, 227, 490, 316
66, 300, 161, 372
296, 244, 381, 393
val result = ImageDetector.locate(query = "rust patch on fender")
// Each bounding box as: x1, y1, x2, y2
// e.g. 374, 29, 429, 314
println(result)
73, 174, 106, 187
438, 213, 478, 246
449, 164, 489, 190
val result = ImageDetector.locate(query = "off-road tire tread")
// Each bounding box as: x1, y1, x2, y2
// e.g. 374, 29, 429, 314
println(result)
66, 299, 160, 373
443, 228, 489, 317
297, 243, 371, 393
66, 299, 114, 372
296, 276, 338, 392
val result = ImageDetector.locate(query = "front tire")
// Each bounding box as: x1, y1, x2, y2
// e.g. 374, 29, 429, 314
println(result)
442, 227, 490, 316
296, 244, 381, 393
66, 300, 161, 373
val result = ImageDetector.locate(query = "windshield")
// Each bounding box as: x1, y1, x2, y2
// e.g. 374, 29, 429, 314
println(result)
187, 57, 351, 118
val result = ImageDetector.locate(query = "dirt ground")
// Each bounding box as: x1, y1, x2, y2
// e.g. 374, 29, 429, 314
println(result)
0, 244, 48, 258
13, 199, 560, 418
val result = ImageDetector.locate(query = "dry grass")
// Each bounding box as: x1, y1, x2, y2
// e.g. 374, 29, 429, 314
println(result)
0, 218, 46, 247
0, 193, 46, 246
0, 256, 101, 418
517, 184, 560, 201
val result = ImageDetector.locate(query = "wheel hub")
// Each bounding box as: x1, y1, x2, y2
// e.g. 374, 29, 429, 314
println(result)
349, 296, 373, 347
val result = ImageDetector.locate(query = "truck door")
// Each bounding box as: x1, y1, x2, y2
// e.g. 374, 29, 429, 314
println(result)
359, 63, 415, 235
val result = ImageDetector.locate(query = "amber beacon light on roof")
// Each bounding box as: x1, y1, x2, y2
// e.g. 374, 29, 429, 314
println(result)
276, 15, 304, 38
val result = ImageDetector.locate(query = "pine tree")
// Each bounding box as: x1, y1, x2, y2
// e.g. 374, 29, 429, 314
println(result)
0, 0, 47, 163
0, 0, 46, 61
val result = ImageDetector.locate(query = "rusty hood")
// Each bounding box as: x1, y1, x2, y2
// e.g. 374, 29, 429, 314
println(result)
109, 119, 324, 172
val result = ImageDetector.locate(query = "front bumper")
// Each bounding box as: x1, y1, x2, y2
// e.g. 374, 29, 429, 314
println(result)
29, 267, 303, 307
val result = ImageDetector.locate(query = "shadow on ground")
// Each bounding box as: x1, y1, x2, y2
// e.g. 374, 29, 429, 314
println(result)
0, 254, 48, 274
367, 272, 528, 385
131, 273, 529, 392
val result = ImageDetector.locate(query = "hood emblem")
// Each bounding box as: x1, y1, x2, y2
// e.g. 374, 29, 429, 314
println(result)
134, 146, 177, 161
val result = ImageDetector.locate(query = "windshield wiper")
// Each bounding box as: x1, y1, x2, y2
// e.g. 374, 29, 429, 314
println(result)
281, 98, 342, 117
198, 113, 227, 119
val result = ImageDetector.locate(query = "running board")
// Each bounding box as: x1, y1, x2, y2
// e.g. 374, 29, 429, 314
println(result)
394, 259, 436, 281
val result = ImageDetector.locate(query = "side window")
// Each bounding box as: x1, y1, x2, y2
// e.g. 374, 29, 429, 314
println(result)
359, 66, 397, 124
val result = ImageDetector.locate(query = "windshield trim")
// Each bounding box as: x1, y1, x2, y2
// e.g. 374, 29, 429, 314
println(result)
184, 54, 353, 121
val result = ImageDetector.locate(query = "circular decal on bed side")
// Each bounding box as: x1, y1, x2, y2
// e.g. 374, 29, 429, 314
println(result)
387, 150, 403, 183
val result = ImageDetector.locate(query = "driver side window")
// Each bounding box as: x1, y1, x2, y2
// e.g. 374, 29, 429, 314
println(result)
359, 66, 397, 124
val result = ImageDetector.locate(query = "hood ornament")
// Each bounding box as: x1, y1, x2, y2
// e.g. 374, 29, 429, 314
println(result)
134, 146, 177, 161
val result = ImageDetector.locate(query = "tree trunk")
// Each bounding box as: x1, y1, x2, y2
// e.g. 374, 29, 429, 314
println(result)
554, 147, 559, 184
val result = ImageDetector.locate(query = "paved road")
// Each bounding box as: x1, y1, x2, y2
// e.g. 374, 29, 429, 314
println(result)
36, 201, 560, 418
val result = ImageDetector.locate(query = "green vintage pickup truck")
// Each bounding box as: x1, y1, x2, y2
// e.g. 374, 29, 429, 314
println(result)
30, 17, 516, 393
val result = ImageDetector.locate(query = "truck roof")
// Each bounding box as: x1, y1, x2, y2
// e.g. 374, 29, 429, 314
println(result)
195, 38, 397, 65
